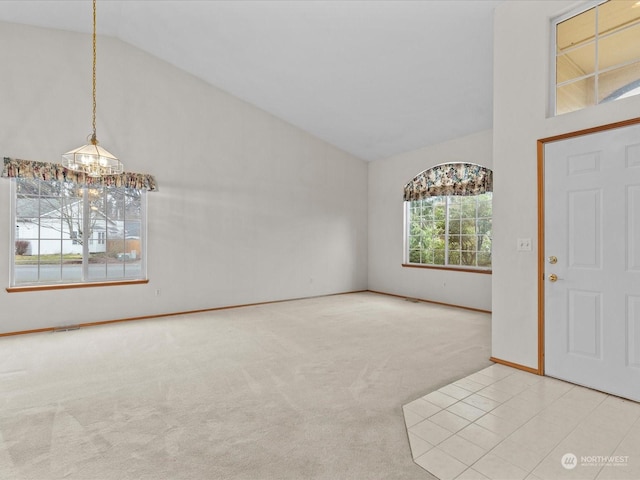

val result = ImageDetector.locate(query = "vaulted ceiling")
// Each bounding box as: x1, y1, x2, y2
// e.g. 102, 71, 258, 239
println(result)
0, 0, 503, 161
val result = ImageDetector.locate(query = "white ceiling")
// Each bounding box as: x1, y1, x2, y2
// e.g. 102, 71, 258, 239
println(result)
0, 0, 502, 161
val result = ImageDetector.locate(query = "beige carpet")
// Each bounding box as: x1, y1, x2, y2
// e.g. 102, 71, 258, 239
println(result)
0, 292, 491, 480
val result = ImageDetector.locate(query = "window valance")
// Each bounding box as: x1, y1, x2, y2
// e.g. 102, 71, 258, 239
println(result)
403, 162, 492, 201
2, 157, 157, 191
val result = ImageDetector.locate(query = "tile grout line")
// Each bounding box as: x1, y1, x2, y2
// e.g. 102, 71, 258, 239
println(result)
405, 365, 640, 480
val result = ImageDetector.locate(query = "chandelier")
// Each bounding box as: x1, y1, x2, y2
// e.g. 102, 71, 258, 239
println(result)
62, 0, 123, 177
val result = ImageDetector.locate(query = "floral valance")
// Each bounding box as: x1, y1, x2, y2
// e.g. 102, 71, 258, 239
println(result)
403, 162, 492, 201
2, 157, 158, 191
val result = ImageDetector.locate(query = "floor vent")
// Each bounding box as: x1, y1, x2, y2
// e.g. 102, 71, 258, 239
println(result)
53, 325, 81, 332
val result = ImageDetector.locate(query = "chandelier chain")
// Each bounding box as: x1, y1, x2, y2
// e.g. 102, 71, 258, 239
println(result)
91, 0, 97, 144
62, 0, 122, 176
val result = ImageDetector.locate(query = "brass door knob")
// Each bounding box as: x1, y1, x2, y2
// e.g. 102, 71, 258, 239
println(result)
548, 256, 558, 264
548, 273, 558, 282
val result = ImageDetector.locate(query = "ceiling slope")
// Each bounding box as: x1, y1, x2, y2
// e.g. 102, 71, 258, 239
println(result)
0, 0, 502, 161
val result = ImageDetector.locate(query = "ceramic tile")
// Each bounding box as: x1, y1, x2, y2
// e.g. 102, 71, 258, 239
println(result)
524, 474, 544, 480
466, 372, 496, 387
404, 365, 640, 480
520, 381, 570, 403
533, 423, 626, 479
439, 434, 487, 466
491, 438, 550, 472
582, 396, 640, 436
501, 393, 548, 414
532, 448, 602, 480
457, 423, 504, 451
614, 418, 640, 454
534, 402, 589, 431
454, 467, 490, 480
403, 406, 426, 428
477, 364, 514, 379
404, 398, 442, 420
446, 400, 487, 422
423, 390, 460, 409
489, 403, 536, 427
440, 383, 475, 401
559, 422, 624, 457
453, 378, 487, 393
415, 447, 468, 480
475, 385, 514, 403
472, 452, 529, 480
596, 461, 640, 480
462, 393, 501, 412
622, 416, 640, 442
561, 385, 607, 410
410, 418, 454, 446
430, 410, 471, 434
507, 416, 569, 452
489, 377, 530, 396
408, 432, 433, 459
474, 413, 520, 437
508, 371, 542, 386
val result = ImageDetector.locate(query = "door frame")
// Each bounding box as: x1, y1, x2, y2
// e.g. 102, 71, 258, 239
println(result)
536, 116, 640, 376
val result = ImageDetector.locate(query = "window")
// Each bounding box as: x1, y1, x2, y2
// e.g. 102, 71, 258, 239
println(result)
405, 193, 492, 269
11, 178, 147, 287
403, 163, 493, 271
553, 0, 640, 115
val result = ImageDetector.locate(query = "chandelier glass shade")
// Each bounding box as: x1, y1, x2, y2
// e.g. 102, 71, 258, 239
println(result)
62, 135, 123, 177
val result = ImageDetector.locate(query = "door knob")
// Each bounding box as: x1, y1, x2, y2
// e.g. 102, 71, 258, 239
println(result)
548, 256, 558, 264
548, 273, 558, 282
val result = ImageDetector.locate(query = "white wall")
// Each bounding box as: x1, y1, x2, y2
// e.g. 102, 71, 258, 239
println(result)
368, 130, 493, 311
0, 22, 368, 334
492, 0, 640, 369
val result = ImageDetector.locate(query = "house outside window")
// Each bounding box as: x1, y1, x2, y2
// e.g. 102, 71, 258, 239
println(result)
11, 178, 147, 286
553, 0, 640, 115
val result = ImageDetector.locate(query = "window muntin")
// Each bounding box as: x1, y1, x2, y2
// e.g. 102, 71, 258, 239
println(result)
553, 0, 640, 115
12, 178, 146, 287
405, 193, 492, 269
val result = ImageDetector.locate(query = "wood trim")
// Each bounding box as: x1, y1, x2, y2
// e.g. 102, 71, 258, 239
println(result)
0, 327, 56, 337
368, 289, 492, 314
539, 117, 640, 145
490, 356, 540, 375
537, 139, 546, 376
6, 279, 149, 293
0, 290, 368, 337
536, 116, 640, 378
401, 264, 492, 274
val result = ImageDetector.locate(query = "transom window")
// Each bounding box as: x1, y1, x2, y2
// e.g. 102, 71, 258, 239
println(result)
553, 0, 640, 115
405, 194, 492, 269
11, 178, 147, 287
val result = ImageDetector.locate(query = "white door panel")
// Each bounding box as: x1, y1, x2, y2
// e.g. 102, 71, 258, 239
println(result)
545, 124, 640, 402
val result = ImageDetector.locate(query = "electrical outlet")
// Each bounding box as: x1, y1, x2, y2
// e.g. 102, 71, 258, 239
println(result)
517, 238, 532, 251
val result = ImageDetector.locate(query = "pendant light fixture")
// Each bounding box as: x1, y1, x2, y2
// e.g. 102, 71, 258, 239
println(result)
62, 0, 123, 177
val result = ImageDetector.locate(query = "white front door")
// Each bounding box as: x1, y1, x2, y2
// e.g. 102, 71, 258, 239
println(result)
544, 123, 640, 402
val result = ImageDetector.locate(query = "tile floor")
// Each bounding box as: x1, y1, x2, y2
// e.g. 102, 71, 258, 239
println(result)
403, 364, 640, 480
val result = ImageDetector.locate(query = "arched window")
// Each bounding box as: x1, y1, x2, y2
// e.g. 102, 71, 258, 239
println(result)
403, 163, 493, 270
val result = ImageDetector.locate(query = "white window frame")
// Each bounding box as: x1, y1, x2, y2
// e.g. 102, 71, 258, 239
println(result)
403, 193, 492, 271
550, 0, 640, 116
10, 178, 148, 289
